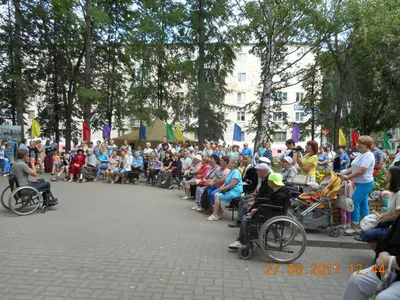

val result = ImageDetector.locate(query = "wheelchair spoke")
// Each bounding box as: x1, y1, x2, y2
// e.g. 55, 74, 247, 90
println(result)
259, 216, 307, 264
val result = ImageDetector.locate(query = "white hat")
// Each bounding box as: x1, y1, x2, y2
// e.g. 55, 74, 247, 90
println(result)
254, 163, 270, 171
282, 156, 293, 164
194, 154, 202, 161
243, 142, 249, 145
259, 157, 271, 164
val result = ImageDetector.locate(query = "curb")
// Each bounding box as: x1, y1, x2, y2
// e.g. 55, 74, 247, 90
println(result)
306, 239, 370, 249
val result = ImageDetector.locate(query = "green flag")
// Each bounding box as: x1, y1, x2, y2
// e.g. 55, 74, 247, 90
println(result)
166, 123, 174, 140
383, 133, 391, 150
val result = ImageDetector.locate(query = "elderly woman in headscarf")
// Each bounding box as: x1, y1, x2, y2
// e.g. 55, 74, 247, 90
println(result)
181, 154, 203, 200
79, 148, 98, 182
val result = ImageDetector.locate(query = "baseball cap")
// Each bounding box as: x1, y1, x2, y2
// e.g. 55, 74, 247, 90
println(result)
282, 156, 293, 164
259, 157, 271, 164
194, 154, 202, 161
254, 163, 270, 171
268, 173, 284, 186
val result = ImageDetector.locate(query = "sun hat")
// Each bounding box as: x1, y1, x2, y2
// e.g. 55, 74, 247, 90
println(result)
268, 173, 284, 186
254, 163, 270, 171
259, 157, 271, 164
282, 156, 293, 164
194, 154, 202, 161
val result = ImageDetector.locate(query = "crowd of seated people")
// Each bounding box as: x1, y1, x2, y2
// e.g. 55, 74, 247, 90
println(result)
14, 136, 302, 226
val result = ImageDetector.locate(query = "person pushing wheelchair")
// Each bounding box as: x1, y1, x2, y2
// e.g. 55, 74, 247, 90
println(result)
228, 172, 290, 250
11, 149, 58, 206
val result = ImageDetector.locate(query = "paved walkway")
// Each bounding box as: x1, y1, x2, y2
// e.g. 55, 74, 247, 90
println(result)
0, 176, 374, 300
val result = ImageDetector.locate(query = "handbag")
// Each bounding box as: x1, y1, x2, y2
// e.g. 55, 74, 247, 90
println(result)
336, 195, 355, 212
360, 214, 379, 231
371, 256, 398, 299
292, 174, 310, 186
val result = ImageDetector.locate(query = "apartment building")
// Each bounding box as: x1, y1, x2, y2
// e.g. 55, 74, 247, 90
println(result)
224, 45, 315, 155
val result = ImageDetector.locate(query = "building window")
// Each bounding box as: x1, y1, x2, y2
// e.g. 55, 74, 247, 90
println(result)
272, 113, 284, 122
277, 92, 288, 102
296, 92, 305, 102
392, 143, 395, 150
273, 132, 287, 142
237, 92, 246, 103
295, 112, 305, 122
238, 73, 246, 83
237, 110, 246, 122
27, 110, 35, 120
176, 92, 184, 99
241, 132, 245, 141
237, 53, 247, 63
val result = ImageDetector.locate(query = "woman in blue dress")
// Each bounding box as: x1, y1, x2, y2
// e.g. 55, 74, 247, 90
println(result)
207, 158, 243, 221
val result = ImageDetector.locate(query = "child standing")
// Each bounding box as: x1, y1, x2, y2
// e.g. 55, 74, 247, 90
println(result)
51, 152, 61, 175
147, 156, 162, 186
2, 143, 11, 176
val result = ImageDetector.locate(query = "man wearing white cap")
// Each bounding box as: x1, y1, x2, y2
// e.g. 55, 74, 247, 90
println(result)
228, 162, 272, 228
280, 156, 298, 184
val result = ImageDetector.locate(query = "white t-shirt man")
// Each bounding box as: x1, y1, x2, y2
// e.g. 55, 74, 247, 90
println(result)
351, 152, 375, 184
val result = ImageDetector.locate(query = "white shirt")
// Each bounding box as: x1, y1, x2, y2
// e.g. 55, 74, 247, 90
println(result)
157, 143, 171, 151
351, 152, 375, 184
390, 152, 400, 168
143, 148, 154, 155
388, 191, 400, 216
181, 157, 192, 170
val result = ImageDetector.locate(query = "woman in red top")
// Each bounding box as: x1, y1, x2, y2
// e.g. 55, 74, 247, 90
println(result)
68, 149, 86, 182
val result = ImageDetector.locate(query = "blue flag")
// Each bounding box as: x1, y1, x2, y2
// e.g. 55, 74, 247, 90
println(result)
233, 123, 242, 142
140, 124, 146, 140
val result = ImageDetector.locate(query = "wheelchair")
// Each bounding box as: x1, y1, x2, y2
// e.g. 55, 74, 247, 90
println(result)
1, 175, 55, 216
237, 203, 307, 263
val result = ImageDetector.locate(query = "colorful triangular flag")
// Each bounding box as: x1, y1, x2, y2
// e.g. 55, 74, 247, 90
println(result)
31, 119, 41, 137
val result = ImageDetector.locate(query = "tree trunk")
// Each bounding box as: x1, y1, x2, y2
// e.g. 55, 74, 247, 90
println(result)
62, 88, 71, 151
197, 0, 206, 146
333, 74, 346, 149
13, 0, 24, 140
83, 0, 92, 134
7, 1, 16, 126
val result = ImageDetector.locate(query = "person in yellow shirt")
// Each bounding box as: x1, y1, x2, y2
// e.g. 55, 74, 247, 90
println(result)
295, 140, 319, 181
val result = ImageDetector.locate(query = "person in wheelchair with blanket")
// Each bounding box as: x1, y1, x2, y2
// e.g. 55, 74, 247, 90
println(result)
11, 149, 58, 206
228, 172, 290, 250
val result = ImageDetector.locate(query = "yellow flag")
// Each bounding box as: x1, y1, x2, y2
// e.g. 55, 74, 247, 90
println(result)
31, 119, 41, 137
175, 123, 184, 141
339, 129, 346, 146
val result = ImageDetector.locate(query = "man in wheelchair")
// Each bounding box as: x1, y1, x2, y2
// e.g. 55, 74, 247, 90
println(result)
228, 162, 273, 228
229, 173, 290, 250
11, 149, 58, 206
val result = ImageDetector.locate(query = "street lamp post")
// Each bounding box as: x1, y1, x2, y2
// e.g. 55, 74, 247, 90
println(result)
46, 104, 54, 139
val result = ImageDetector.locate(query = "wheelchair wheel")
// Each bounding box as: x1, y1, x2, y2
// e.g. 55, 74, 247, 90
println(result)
259, 216, 307, 263
8, 186, 42, 216
238, 245, 252, 260
1, 186, 11, 210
